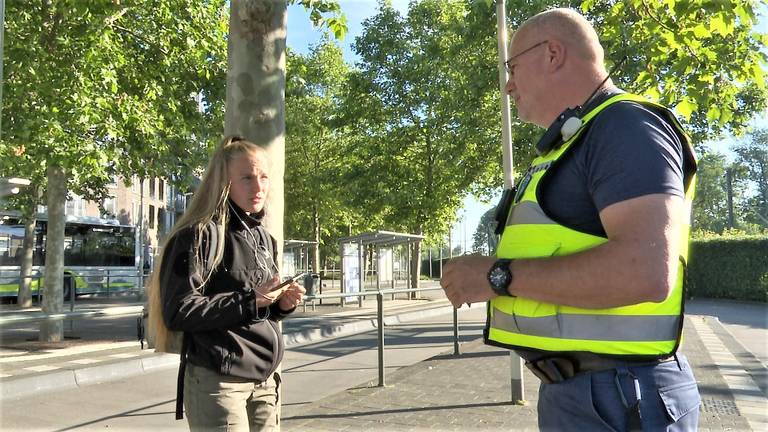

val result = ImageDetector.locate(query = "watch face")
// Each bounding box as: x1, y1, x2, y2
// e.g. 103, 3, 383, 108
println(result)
490, 267, 508, 287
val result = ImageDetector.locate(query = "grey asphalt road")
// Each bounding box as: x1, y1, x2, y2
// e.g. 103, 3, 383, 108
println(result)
685, 298, 767, 367
0, 307, 488, 432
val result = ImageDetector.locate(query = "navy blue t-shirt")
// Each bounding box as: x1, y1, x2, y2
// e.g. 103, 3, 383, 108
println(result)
515, 93, 689, 361
539, 96, 687, 237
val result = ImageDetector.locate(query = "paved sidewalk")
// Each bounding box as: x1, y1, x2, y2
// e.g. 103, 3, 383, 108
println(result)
282, 315, 767, 431
1, 289, 766, 431
0, 284, 453, 400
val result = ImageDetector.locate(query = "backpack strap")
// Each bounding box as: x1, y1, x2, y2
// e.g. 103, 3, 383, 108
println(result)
175, 220, 220, 420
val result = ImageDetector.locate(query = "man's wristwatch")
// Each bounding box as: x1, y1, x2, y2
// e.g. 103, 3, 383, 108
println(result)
487, 259, 514, 297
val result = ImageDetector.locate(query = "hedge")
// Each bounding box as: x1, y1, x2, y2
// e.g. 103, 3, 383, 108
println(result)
687, 235, 767, 302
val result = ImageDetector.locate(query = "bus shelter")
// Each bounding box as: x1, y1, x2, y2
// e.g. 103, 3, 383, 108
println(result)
283, 239, 317, 277
338, 231, 425, 307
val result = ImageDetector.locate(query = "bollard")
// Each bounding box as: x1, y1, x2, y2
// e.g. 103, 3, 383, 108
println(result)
68, 273, 75, 332
377, 292, 385, 387
510, 352, 525, 403
453, 307, 460, 356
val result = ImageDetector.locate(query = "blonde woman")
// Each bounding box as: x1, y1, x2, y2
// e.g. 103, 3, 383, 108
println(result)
147, 136, 304, 431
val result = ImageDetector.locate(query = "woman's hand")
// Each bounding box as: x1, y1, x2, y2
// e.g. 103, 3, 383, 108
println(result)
254, 276, 283, 308
253, 276, 306, 310
277, 282, 306, 311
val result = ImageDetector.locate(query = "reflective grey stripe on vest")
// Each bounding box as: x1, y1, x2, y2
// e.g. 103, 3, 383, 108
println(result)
506, 201, 557, 226
491, 308, 680, 342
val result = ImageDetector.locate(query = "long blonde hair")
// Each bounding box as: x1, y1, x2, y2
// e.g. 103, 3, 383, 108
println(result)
147, 136, 269, 351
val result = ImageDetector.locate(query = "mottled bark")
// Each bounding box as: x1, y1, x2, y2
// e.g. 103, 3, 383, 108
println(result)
226, 0, 286, 262
40, 165, 66, 342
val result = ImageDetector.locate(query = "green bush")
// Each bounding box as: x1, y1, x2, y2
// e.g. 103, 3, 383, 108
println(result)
687, 234, 767, 302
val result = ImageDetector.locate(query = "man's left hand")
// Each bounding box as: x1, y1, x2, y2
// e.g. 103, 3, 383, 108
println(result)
440, 255, 498, 308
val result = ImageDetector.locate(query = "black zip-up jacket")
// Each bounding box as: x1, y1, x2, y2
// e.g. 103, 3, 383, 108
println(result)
160, 204, 292, 382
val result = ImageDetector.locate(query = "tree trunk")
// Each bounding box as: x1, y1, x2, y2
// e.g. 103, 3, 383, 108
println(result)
17, 215, 36, 308
225, 0, 286, 260
226, 0, 287, 409
40, 165, 66, 342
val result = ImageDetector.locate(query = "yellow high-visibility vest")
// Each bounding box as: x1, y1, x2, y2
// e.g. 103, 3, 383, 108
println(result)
486, 93, 697, 358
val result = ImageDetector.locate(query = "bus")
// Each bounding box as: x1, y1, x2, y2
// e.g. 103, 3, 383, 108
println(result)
0, 213, 140, 300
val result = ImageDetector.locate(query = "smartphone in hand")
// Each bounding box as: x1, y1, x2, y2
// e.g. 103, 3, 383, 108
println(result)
274, 272, 307, 290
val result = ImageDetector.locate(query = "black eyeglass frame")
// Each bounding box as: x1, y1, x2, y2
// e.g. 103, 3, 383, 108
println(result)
504, 40, 549, 74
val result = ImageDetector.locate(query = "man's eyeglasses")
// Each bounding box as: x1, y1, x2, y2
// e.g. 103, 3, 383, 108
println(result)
504, 40, 548, 75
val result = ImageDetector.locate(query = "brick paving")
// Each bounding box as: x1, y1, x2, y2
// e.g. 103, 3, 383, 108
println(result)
283, 316, 763, 431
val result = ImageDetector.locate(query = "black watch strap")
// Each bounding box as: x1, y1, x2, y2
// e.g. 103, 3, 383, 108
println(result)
488, 259, 513, 297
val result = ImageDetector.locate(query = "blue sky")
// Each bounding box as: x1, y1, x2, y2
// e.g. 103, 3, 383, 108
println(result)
286, 1, 768, 251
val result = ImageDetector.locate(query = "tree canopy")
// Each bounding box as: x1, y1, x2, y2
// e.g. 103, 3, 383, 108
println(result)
1, 1, 229, 207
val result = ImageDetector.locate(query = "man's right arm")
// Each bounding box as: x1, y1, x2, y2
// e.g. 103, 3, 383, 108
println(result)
508, 192, 685, 309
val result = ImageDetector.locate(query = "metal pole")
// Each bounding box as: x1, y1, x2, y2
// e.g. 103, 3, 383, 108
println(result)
377, 292, 385, 387
439, 241, 443, 278
453, 307, 460, 356
376, 245, 381, 293
497, 0, 514, 189
339, 242, 345, 307
497, 0, 524, 403
428, 247, 433, 279
68, 274, 75, 332
405, 241, 411, 299
0, 0, 5, 139
390, 247, 395, 294
358, 241, 364, 307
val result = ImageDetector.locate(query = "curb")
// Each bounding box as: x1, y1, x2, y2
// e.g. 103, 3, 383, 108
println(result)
0, 353, 179, 401
0, 301, 461, 401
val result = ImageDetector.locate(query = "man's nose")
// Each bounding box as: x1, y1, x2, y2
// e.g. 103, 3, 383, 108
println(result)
505, 76, 515, 95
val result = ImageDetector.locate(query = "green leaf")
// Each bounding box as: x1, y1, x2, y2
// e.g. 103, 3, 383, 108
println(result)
675, 98, 695, 120
693, 24, 710, 39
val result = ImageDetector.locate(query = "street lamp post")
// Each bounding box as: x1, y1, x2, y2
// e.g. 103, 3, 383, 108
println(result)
0, 0, 5, 139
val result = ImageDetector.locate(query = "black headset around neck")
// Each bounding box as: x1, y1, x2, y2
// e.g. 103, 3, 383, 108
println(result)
534, 56, 628, 156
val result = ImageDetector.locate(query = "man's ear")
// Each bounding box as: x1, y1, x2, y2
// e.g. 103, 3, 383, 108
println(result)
545, 39, 567, 71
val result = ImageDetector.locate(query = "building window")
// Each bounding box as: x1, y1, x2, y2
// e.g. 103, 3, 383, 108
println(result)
158, 179, 165, 201
103, 196, 117, 217
149, 178, 156, 199
158, 208, 166, 233
65, 194, 85, 217
148, 205, 155, 229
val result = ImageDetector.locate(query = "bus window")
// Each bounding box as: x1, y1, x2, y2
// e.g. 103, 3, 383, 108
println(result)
0, 225, 25, 266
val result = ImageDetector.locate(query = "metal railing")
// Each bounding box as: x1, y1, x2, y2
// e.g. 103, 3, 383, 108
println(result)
0, 270, 148, 303
302, 286, 459, 387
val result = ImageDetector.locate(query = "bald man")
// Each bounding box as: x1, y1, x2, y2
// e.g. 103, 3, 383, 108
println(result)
440, 8, 700, 431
